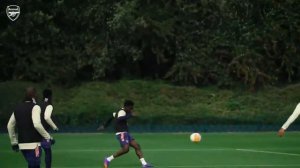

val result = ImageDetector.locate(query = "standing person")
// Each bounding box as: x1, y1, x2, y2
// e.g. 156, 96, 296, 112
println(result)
278, 103, 300, 137
7, 87, 54, 168
40, 88, 59, 168
99, 100, 153, 168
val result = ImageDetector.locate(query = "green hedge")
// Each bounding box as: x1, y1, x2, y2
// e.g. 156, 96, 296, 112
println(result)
1, 80, 300, 129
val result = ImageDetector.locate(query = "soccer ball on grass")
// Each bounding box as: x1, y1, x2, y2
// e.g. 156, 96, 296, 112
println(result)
190, 133, 201, 143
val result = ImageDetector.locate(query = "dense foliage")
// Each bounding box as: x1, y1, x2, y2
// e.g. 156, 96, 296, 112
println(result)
0, 0, 299, 89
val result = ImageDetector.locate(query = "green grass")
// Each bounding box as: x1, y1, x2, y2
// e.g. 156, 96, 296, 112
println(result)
1, 132, 300, 168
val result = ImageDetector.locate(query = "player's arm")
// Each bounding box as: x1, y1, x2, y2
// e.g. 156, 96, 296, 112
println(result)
32, 105, 51, 140
44, 105, 59, 131
7, 113, 18, 145
278, 103, 300, 137
97, 115, 114, 131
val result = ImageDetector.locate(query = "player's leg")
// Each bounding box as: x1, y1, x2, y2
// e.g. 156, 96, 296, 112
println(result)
21, 147, 42, 168
43, 147, 52, 168
129, 138, 153, 167
129, 139, 143, 158
41, 139, 52, 168
21, 150, 33, 168
104, 145, 129, 168
104, 132, 130, 168
33, 147, 42, 168
114, 144, 130, 157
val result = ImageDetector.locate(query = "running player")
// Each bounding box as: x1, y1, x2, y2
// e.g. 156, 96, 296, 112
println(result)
99, 100, 153, 168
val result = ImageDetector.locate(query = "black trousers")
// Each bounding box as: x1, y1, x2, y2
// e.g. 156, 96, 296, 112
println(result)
21, 147, 42, 168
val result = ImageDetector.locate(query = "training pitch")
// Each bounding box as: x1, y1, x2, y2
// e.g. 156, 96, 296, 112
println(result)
1, 132, 300, 168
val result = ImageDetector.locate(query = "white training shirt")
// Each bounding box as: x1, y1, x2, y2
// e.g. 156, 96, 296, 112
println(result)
7, 104, 51, 150
281, 103, 300, 130
44, 105, 58, 130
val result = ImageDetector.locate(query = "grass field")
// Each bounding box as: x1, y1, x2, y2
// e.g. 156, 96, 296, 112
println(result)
1, 132, 300, 168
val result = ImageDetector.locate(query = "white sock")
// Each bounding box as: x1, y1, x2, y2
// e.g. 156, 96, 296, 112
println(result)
107, 155, 114, 162
140, 158, 147, 165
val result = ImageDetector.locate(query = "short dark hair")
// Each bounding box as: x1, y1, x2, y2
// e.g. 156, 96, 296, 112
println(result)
124, 100, 134, 107
43, 89, 52, 99
24, 87, 37, 101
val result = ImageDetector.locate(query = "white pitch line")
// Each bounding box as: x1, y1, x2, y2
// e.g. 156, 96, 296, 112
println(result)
165, 165, 300, 168
54, 165, 300, 168
236, 148, 300, 156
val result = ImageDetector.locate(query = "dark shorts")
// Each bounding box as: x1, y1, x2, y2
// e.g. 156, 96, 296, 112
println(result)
116, 132, 134, 147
